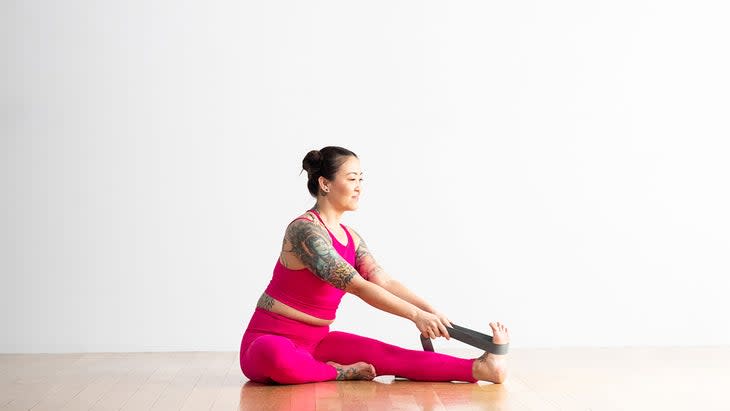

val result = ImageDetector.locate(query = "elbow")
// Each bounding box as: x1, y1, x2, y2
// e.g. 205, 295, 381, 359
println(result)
367, 269, 391, 289
370, 276, 390, 291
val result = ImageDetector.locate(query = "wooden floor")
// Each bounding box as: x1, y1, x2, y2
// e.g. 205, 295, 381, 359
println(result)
1, 346, 729, 410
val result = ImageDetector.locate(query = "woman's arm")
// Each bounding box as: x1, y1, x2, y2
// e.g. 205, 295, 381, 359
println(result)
351, 227, 452, 327
285, 219, 450, 339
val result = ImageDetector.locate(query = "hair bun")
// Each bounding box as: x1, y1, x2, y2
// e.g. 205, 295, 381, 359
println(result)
302, 150, 323, 175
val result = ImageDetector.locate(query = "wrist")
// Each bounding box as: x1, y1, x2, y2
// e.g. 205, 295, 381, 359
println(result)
408, 306, 421, 322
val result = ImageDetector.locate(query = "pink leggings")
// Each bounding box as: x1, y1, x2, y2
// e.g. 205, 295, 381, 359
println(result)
239, 308, 477, 384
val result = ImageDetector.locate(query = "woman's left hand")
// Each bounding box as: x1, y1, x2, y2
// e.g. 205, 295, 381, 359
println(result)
432, 310, 452, 330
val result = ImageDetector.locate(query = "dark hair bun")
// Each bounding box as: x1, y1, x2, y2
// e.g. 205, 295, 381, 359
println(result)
302, 150, 323, 175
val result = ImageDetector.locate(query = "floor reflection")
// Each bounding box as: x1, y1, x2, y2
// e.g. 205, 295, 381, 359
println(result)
239, 376, 508, 410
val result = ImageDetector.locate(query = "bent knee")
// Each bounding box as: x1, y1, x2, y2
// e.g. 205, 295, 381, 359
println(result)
242, 335, 296, 380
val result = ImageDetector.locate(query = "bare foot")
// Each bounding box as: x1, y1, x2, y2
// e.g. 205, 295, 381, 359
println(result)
327, 361, 376, 381
472, 322, 509, 383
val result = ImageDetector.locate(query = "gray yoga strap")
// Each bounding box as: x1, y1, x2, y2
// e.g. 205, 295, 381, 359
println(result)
420, 323, 509, 355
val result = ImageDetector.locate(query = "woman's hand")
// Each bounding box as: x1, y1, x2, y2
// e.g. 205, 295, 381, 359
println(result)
432, 310, 453, 329
413, 309, 451, 340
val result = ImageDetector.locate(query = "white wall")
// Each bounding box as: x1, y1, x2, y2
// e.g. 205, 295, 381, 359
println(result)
2, 0, 729, 353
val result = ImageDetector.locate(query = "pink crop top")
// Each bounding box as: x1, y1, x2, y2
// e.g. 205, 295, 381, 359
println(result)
263, 209, 360, 320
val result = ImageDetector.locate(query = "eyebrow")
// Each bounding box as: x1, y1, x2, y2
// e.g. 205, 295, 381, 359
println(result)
345, 172, 363, 176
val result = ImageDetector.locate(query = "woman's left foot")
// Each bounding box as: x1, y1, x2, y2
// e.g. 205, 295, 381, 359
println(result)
472, 322, 510, 383
327, 361, 376, 381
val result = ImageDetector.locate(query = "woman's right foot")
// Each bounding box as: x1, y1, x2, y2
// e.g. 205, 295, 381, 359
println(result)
327, 361, 376, 381
472, 322, 510, 383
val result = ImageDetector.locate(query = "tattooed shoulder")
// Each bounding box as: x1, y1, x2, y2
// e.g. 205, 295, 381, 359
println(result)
299, 211, 317, 223
349, 227, 370, 259
349, 227, 384, 280
285, 218, 358, 290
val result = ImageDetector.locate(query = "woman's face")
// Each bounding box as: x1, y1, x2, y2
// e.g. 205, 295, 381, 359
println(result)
324, 156, 363, 211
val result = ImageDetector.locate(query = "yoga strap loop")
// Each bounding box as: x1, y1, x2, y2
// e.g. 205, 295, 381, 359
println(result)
420, 323, 509, 355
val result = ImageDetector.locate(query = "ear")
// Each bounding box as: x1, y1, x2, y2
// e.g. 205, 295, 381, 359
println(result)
318, 176, 330, 194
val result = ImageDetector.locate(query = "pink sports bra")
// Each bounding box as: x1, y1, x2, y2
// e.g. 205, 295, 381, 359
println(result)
263, 209, 361, 320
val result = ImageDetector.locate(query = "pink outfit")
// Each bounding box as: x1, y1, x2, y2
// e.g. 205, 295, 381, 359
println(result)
239, 210, 477, 384
263, 211, 356, 320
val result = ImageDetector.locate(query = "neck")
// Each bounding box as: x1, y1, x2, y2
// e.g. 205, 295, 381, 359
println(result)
311, 202, 344, 228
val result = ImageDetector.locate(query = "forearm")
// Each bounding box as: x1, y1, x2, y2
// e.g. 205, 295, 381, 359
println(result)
381, 279, 436, 313
350, 280, 420, 321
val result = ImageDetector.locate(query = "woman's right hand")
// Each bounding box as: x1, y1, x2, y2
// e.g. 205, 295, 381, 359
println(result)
413, 309, 451, 340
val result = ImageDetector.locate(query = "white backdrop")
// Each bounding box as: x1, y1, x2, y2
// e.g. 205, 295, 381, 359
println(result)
2, 1, 729, 353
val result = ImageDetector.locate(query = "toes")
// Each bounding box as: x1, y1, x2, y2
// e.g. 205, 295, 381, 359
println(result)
361, 364, 376, 380
489, 322, 510, 337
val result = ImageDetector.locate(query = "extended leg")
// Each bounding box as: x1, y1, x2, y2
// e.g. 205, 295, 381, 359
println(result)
313, 331, 478, 383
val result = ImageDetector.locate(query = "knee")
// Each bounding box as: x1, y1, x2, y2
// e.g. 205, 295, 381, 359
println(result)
248, 335, 292, 367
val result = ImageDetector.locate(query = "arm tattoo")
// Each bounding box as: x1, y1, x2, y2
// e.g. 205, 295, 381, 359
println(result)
351, 228, 384, 279
256, 292, 275, 310
286, 219, 358, 290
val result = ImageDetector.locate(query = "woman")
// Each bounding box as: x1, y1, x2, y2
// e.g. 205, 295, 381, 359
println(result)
239, 146, 510, 384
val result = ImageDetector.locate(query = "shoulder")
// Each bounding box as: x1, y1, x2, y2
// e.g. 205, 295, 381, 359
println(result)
287, 210, 319, 227
343, 224, 363, 250
284, 211, 328, 239
297, 210, 316, 222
